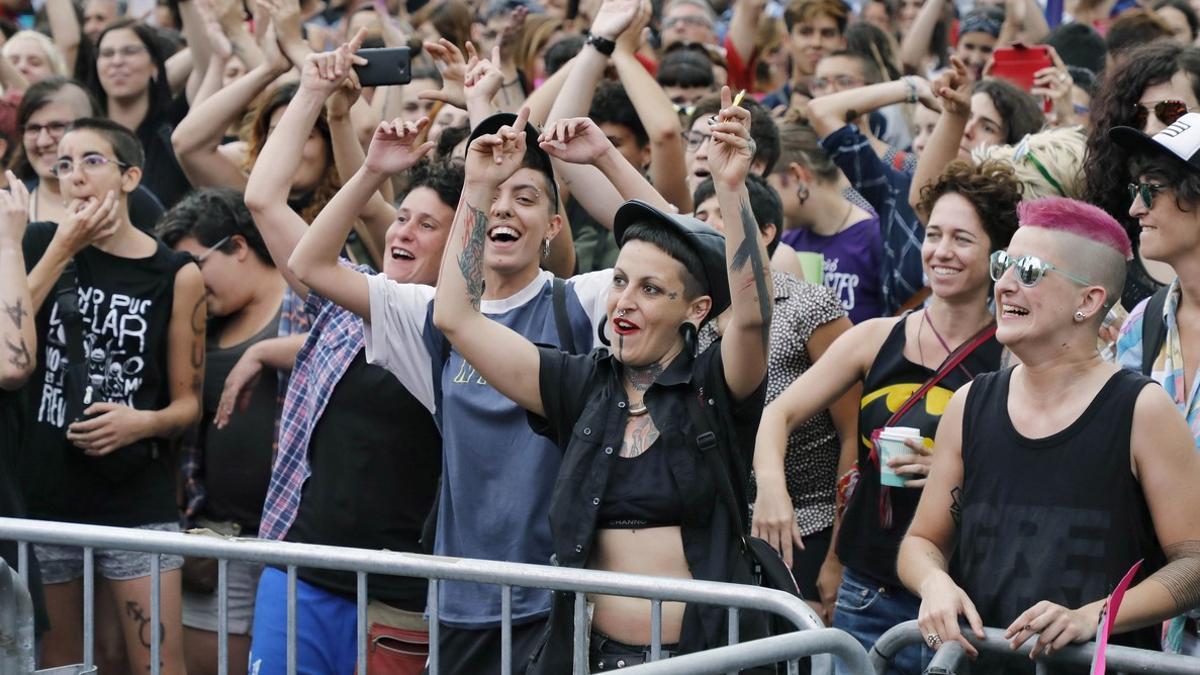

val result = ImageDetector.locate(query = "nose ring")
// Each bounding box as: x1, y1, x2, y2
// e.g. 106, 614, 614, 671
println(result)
616, 309, 627, 317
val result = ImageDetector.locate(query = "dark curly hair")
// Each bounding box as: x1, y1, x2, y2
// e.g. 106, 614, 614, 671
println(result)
90, 20, 172, 124
1084, 41, 1200, 236
156, 187, 272, 265
404, 159, 466, 211
691, 173, 784, 256
917, 159, 1022, 252
589, 82, 648, 147
1130, 154, 1200, 214
972, 79, 1046, 145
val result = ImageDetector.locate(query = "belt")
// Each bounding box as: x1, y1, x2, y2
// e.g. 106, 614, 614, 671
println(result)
589, 632, 677, 670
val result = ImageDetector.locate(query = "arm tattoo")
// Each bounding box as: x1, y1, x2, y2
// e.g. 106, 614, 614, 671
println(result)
1149, 540, 1200, 612
730, 198, 773, 352
949, 486, 963, 527
190, 296, 205, 370
457, 203, 489, 311
3, 299, 27, 329
5, 337, 30, 370
626, 362, 664, 391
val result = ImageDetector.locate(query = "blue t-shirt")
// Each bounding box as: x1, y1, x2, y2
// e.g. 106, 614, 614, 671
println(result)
781, 216, 884, 323
364, 270, 612, 627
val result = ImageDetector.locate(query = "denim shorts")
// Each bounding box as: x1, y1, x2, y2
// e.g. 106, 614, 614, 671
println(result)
832, 567, 930, 675
36, 522, 185, 585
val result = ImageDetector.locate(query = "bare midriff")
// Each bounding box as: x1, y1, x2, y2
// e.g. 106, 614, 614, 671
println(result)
587, 526, 692, 644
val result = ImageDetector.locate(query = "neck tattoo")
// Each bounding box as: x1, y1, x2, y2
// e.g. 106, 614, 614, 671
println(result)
626, 362, 664, 392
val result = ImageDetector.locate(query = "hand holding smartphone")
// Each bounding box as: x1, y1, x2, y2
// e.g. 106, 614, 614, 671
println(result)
352, 47, 413, 87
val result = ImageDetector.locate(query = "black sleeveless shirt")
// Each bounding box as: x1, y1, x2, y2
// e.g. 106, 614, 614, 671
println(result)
837, 315, 1001, 587
959, 367, 1164, 665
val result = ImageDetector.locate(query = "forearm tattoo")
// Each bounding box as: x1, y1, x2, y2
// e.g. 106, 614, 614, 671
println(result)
3, 298, 27, 328
5, 336, 30, 370
458, 203, 488, 311
949, 486, 963, 527
730, 198, 773, 353
1150, 541, 1200, 612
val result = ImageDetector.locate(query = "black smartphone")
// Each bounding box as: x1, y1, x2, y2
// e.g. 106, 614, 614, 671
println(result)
352, 47, 413, 87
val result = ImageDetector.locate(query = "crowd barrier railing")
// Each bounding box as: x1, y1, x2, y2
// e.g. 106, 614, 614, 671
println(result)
0, 517, 859, 675
870, 619, 1200, 675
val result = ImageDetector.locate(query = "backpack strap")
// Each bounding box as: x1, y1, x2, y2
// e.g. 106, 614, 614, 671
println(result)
1141, 285, 1171, 376
686, 389, 751, 547
55, 260, 86, 377
552, 277, 576, 354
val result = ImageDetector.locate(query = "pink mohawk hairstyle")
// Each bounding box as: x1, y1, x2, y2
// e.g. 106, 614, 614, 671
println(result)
1018, 197, 1133, 261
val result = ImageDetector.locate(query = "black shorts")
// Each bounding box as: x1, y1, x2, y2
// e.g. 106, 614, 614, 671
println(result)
424, 618, 547, 675
792, 525, 833, 601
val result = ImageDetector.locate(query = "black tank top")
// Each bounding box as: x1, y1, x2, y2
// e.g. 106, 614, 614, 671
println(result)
595, 443, 684, 529
959, 367, 1163, 663
837, 315, 1001, 587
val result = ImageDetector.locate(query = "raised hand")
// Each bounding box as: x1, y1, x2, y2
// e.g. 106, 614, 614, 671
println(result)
909, 75, 942, 113
258, 0, 304, 50
197, 0, 234, 61
301, 27, 368, 97
420, 39, 470, 109
1031, 46, 1073, 126
538, 117, 613, 165
258, 22, 292, 73
707, 86, 754, 189
465, 106, 531, 186
590, 0, 642, 41
0, 172, 30, 244
465, 44, 505, 108
614, 0, 651, 55
58, 191, 121, 255
932, 55, 973, 118
364, 117, 437, 175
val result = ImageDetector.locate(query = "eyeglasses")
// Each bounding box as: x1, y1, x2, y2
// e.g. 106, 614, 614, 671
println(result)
989, 250, 1092, 288
21, 121, 70, 139
98, 44, 147, 60
193, 235, 232, 264
673, 102, 697, 117
1128, 182, 1167, 209
811, 75, 863, 93
663, 15, 713, 30
50, 153, 129, 178
684, 130, 710, 151
1133, 99, 1191, 129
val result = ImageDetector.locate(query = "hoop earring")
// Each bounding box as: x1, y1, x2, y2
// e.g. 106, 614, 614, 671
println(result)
797, 183, 810, 206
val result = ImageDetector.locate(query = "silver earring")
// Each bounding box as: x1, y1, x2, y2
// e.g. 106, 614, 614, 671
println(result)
1075, 311, 1086, 321
542, 238, 550, 259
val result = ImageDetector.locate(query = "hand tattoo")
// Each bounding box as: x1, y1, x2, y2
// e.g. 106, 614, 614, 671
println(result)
3, 298, 27, 329
5, 337, 30, 370
731, 198, 773, 352
458, 204, 488, 311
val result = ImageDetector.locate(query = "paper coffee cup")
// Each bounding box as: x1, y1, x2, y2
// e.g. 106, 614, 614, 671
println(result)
878, 426, 923, 488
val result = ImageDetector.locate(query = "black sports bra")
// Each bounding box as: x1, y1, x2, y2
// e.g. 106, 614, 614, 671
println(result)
595, 444, 685, 529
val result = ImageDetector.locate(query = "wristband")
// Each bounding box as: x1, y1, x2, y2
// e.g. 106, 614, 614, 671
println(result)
586, 33, 616, 56
903, 76, 918, 104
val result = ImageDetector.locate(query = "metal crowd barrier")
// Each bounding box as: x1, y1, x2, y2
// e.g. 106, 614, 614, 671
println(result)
870, 619, 1200, 675
0, 517, 866, 675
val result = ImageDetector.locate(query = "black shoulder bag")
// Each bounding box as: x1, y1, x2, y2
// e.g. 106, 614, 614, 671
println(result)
1140, 285, 1171, 376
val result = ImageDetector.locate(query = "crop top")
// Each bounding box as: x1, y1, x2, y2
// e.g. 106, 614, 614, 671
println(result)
595, 443, 685, 529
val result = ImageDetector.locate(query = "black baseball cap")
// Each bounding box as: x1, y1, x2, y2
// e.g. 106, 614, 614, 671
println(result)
1110, 112, 1200, 176
468, 112, 559, 210
613, 199, 731, 317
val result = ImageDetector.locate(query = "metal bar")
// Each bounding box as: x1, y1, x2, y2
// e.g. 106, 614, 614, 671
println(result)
788, 659, 799, 675
428, 579, 439, 675
572, 591, 587, 675
620, 629, 873, 675
650, 599, 662, 661
218, 558, 229, 675
925, 641, 966, 674
83, 546, 94, 669
0, 559, 15, 675
151, 554, 161, 675
16, 541, 27, 582
727, 607, 739, 675
501, 584, 512, 675
287, 565, 297, 675
357, 572, 368, 675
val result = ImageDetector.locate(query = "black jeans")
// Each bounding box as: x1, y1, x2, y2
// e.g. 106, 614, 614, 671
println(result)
588, 631, 678, 671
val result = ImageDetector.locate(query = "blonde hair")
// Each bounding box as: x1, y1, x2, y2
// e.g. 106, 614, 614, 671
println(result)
3, 31, 68, 78
972, 125, 1087, 200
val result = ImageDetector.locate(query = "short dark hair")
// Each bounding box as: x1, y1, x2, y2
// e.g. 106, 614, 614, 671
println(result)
589, 82, 648, 147
543, 35, 583, 76
824, 49, 882, 85
691, 174, 784, 256
1155, 0, 1200, 41
91, 20, 172, 122
972, 78, 1045, 145
1045, 22, 1107, 76
157, 187, 272, 264
405, 159, 466, 211
66, 116, 144, 169
916, 159, 1022, 252
657, 49, 716, 89
436, 120, 471, 159
620, 223, 706, 300
1130, 154, 1200, 214
844, 21, 902, 82
688, 94, 781, 174
1105, 9, 1173, 57
784, 0, 850, 33
774, 121, 840, 182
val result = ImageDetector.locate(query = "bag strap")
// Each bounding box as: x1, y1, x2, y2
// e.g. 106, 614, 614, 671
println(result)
1141, 285, 1170, 377
687, 390, 751, 548
883, 321, 996, 429
552, 277, 576, 354
55, 260, 86, 370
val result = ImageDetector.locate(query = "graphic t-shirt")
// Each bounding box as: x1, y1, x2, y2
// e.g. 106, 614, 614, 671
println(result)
21, 221, 189, 526
781, 216, 884, 323
364, 269, 611, 627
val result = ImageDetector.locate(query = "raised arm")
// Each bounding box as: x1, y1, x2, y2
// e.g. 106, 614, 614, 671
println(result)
898, 0, 947, 75
171, 31, 291, 190
727, 0, 765, 71
325, 78, 392, 261
0, 177, 33, 390
612, 0, 690, 211
260, 0, 313, 69
908, 58, 971, 216
430, 107, 546, 417
897, 385, 987, 656
46, 0, 82, 75
808, 77, 936, 139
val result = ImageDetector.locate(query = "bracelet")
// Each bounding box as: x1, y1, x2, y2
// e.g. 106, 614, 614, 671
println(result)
586, 33, 616, 56
902, 76, 918, 104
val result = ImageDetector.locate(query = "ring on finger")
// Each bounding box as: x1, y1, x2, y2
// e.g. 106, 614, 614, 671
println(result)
925, 633, 943, 648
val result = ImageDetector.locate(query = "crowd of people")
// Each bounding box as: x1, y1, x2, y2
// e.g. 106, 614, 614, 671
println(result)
2, 0, 1200, 672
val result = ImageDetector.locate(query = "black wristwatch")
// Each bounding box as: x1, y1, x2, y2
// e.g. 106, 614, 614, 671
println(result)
586, 33, 617, 56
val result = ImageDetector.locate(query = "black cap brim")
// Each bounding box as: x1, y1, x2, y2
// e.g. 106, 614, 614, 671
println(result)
1109, 124, 1200, 176
613, 199, 731, 318
469, 112, 558, 203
